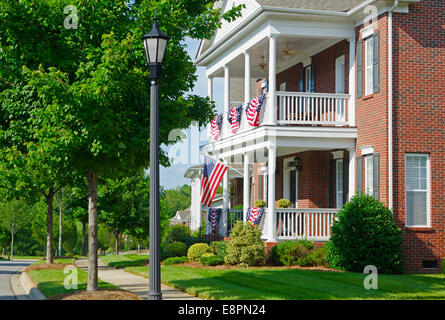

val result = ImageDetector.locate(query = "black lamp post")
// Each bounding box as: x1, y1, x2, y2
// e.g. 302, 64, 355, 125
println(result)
142, 12, 169, 301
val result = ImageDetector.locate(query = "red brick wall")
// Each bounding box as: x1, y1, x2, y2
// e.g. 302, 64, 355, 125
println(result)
392, 0, 445, 273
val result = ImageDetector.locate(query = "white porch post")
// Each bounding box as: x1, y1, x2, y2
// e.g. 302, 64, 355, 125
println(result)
224, 65, 230, 113
267, 35, 277, 125
348, 148, 356, 200
244, 51, 251, 103
243, 153, 250, 221
267, 146, 276, 242
208, 76, 213, 100
221, 159, 229, 236
348, 36, 356, 126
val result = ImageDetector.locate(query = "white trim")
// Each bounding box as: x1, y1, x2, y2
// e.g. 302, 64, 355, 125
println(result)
360, 26, 375, 39
335, 55, 346, 94
365, 155, 374, 196
364, 37, 374, 96
360, 146, 374, 155
404, 153, 431, 228
302, 57, 312, 68
332, 150, 344, 159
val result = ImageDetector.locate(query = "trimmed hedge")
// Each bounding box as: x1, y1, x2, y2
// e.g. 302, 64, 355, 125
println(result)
200, 255, 224, 266
210, 241, 227, 259
164, 241, 187, 258
163, 256, 188, 266
187, 243, 211, 261
297, 246, 327, 267
326, 194, 403, 274
270, 240, 314, 266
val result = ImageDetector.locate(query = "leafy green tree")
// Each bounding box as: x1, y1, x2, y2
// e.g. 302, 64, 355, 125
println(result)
0, 0, 242, 291
161, 184, 192, 218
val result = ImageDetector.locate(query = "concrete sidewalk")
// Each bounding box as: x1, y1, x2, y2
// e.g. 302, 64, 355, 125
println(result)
75, 258, 200, 300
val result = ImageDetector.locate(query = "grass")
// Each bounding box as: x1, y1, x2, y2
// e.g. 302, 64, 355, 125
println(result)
32, 258, 76, 265
10, 256, 43, 260
125, 265, 445, 300
101, 254, 149, 269
27, 268, 117, 298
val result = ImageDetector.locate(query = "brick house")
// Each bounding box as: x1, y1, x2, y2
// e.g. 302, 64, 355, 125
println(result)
188, 0, 444, 273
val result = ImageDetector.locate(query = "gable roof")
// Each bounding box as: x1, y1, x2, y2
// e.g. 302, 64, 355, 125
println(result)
256, 0, 365, 12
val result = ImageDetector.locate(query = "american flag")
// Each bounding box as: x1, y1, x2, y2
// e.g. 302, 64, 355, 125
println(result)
246, 207, 265, 226
227, 105, 242, 134
201, 155, 228, 207
210, 114, 223, 140
245, 94, 266, 127
207, 208, 222, 233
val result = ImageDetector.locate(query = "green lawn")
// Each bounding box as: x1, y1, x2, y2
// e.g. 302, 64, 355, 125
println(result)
27, 268, 117, 298
32, 258, 76, 265
101, 254, 149, 268
125, 265, 445, 300
11, 256, 43, 260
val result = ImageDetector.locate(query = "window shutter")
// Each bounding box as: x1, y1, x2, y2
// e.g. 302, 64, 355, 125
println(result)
373, 32, 380, 93
310, 65, 316, 92
356, 156, 363, 194
299, 70, 304, 92
373, 153, 380, 200
356, 40, 363, 98
343, 156, 349, 204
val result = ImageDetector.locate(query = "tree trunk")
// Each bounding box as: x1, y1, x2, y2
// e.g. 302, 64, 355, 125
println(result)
45, 189, 54, 264
58, 188, 63, 257
137, 239, 141, 253
87, 171, 99, 292
81, 220, 87, 256
115, 233, 120, 256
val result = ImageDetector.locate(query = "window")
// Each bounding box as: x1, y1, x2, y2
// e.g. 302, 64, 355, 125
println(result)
305, 66, 312, 92
335, 55, 345, 94
365, 37, 373, 96
405, 154, 430, 227
336, 159, 344, 209
365, 155, 373, 196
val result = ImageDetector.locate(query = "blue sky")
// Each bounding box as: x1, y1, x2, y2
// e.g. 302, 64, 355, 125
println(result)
159, 38, 224, 189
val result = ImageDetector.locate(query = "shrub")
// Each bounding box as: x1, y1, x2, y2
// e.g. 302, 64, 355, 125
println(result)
254, 200, 266, 208
163, 256, 188, 266
200, 255, 224, 266
187, 243, 211, 261
164, 241, 187, 258
201, 252, 215, 258
270, 240, 314, 266
442, 257, 445, 274
224, 221, 266, 266
210, 241, 228, 259
326, 194, 403, 274
165, 224, 194, 247
297, 246, 327, 267
277, 199, 291, 208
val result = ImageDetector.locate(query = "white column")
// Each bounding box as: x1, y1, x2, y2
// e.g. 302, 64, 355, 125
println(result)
221, 159, 229, 236
244, 51, 251, 103
243, 153, 250, 221
267, 35, 277, 125
207, 76, 213, 100
224, 65, 230, 113
348, 36, 356, 127
267, 146, 276, 242
348, 148, 356, 200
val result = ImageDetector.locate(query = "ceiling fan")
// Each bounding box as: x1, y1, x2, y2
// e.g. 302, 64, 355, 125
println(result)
282, 42, 306, 60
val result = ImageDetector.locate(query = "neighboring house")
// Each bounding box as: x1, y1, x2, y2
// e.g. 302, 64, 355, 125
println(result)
169, 208, 191, 227
191, 0, 444, 273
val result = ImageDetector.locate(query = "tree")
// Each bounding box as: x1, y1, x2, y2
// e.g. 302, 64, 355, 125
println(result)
0, 0, 242, 291
161, 184, 192, 218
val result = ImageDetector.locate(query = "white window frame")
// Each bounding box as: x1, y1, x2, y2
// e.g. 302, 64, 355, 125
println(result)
365, 37, 374, 96
365, 155, 373, 196
335, 55, 345, 94
304, 66, 312, 92
336, 159, 344, 209
405, 153, 431, 227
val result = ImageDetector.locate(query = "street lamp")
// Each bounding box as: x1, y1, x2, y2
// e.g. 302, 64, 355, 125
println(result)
142, 12, 169, 301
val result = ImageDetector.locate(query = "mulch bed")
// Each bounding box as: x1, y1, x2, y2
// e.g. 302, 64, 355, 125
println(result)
23, 263, 75, 272
49, 289, 142, 300
176, 261, 343, 272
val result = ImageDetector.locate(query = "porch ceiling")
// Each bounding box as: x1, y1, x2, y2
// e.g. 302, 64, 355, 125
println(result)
211, 36, 341, 79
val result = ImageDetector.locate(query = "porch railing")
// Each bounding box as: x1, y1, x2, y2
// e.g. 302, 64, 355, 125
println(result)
277, 92, 349, 125
226, 209, 243, 236
276, 208, 338, 241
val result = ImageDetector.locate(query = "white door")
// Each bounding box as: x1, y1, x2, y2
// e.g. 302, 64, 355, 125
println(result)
335, 55, 346, 122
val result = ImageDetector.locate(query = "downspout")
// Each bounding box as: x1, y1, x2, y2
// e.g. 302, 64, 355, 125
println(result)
388, 0, 399, 210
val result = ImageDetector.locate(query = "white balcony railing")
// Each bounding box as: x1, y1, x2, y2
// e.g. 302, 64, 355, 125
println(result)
276, 208, 338, 241
208, 91, 350, 142
277, 92, 349, 125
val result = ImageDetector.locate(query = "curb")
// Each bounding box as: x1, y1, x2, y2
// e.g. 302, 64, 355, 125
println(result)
19, 271, 46, 300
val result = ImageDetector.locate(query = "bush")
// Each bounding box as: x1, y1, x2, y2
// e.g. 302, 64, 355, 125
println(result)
200, 255, 224, 266
297, 246, 327, 267
277, 199, 291, 208
165, 225, 194, 247
163, 256, 188, 266
164, 241, 187, 258
442, 257, 445, 274
224, 221, 266, 267
270, 240, 314, 266
210, 241, 228, 259
326, 194, 403, 274
187, 243, 211, 261
254, 200, 266, 208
